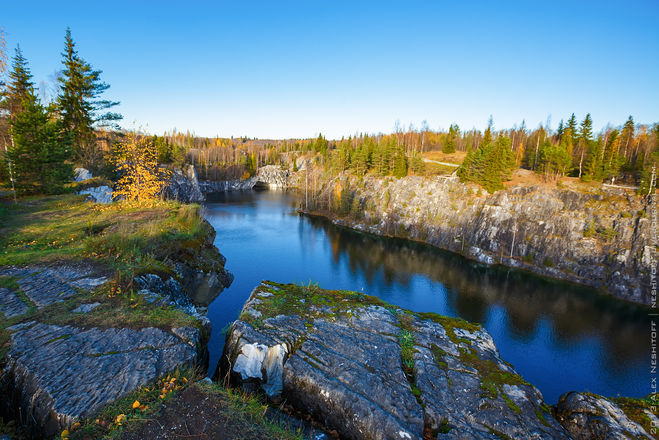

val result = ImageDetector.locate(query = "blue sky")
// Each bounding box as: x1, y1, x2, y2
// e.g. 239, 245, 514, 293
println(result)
3, 1, 658, 139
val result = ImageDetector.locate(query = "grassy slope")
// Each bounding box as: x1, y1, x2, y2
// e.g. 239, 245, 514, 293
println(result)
0, 195, 303, 440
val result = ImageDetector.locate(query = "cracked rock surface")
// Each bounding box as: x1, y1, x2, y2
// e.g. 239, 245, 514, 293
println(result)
555, 392, 656, 439
0, 263, 207, 437
222, 281, 571, 440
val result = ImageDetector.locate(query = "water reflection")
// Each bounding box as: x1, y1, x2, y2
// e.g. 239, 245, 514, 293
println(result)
204, 190, 648, 403
312, 216, 648, 366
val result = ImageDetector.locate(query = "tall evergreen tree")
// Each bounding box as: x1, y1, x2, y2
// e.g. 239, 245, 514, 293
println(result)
620, 115, 635, 163
8, 90, 73, 194
457, 136, 515, 192
480, 117, 494, 148
1, 46, 34, 120
566, 113, 578, 147
556, 120, 564, 143
58, 28, 121, 169
538, 140, 571, 180
443, 123, 459, 153
392, 144, 408, 178
576, 113, 593, 178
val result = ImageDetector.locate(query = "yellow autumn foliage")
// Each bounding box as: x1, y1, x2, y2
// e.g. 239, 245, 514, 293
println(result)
113, 132, 168, 205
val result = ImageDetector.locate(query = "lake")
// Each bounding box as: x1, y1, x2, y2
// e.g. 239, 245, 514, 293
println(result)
203, 190, 649, 403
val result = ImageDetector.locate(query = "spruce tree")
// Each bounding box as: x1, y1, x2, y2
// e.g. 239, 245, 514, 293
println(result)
392, 145, 408, 178
443, 124, 459, 154
556, 120, 564, 143
8, 90, 73, 194
58, 28, 121, 169
620, 115, 635, 164
567, 113, 578, 147
1, 46, 34, 120
576, 113, 593, 179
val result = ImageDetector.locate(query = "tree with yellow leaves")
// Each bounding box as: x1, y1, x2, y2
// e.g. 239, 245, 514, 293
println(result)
113, 132, 167, 204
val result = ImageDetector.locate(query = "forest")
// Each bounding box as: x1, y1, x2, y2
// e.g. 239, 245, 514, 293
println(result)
0, 28, 657, 197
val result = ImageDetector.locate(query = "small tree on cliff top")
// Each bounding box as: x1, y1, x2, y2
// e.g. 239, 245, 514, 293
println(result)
113, 132, 166, 204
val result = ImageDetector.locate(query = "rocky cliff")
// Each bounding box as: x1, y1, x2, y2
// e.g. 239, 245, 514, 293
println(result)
222, 282, 657, 440
304, 175, 654, 305
162, 165, 205, 203
200, 165, 292, 194
222, 281, 572, 440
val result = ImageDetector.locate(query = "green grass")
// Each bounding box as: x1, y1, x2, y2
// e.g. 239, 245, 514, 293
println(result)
239, 280, 390, 325
0, 194, 218, 365
67, 368, 304, 440
0, 194, 219, 275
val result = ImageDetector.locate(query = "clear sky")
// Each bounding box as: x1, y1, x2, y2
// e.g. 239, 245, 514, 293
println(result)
2, 1, 658, 139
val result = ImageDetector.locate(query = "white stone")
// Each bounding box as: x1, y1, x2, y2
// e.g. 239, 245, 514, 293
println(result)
74, 168, 92, 181
78, 185, 113, 204
233, 343, 268, 380
262, 344, 288, 397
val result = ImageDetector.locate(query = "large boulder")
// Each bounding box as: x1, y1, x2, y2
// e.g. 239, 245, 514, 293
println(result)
221, 281, 571, 440
555, 392, 657, 439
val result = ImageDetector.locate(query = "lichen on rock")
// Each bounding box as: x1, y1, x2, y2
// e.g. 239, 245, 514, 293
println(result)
221, 281, 571, 440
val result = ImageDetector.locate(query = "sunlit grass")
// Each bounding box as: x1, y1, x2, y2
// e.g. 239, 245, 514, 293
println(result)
0, 194, 209, 275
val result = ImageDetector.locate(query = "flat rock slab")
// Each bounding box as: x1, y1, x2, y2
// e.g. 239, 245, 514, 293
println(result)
0, 287, 29, 319
223, 282, 571, 440
5, 322, 199, 436
0, 264, 108, 308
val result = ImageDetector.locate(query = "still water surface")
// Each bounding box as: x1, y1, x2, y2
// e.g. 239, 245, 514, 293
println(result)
203, 191, 648, 403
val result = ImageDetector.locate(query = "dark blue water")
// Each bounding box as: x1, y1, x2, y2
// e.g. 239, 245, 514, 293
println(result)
203, 190, 649, 404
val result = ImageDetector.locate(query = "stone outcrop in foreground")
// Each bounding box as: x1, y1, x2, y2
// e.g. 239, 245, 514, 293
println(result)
555, 392, 657, 439
222, 281, 571, 440
0, 263, 212, 437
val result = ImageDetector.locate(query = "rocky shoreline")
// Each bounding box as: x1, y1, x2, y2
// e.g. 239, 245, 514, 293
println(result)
192, 163, 653, 305
297, 174, 654, 306
221, 281, 657, 440
0, 194, 234, 438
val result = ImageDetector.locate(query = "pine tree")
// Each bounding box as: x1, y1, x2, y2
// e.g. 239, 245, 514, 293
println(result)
392, 144, 408, 178
576, 113, 593, 179
457, 143, 474, 180
556, 120, 564, 143
443, 124, 459, 153
620, 115, 635, 163
567, 113, 578, 147
1, 46, 34, 120
583, 136, 603, 181
58, 28, 121, 169
8, 90, 73, 194
113, 132, 166, 204
538, 140, 571, 181
480, 117, 494, 148
457, 136, 515, 192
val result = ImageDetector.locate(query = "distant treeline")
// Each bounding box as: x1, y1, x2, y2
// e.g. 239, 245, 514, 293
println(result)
153, 115, 658, 193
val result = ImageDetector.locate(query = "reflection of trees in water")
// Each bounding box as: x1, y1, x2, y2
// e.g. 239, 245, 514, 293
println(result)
306, 216, 648, 365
